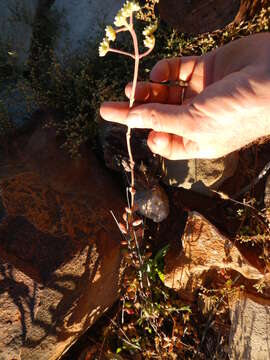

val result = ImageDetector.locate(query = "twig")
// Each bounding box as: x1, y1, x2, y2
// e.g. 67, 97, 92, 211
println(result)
200, 274, 241, 348
109, 317, 142, 351
234, 159, 270, 199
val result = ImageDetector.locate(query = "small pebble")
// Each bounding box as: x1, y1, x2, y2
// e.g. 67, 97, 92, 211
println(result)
132, 219, 143, 227
135, 185, 169, 222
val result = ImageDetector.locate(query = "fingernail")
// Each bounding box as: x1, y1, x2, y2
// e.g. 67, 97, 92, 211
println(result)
100, 102, 112, 120
151, 132, 169, 149
127, 112, 143, 128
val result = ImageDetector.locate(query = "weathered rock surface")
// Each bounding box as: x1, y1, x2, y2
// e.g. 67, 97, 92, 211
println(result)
159, 0, 265, 35
53, 0, 125, 55
164, 212, 266, 297
0, 124, 124, 359
0, 0, 38, 64
99, 122, 160, 179
135, 185, 169, 223
264, 173, 270, 222
99, 121, 170, 221
0, 0, 125, 65
0, 85, 35, 131
161, 152, 239, 196
229, 292, 270, 360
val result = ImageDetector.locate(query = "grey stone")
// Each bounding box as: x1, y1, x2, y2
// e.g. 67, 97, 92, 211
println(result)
229, 293, 270, 360
161, 152, 239, 196
0, 0, 38, 65
0, 83, 35, 130
53, 0, 125, 55
135, 185, 169, 223
0, 0, 126, 66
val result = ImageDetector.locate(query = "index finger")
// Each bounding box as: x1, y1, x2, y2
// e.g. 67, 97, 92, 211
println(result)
150, 56, 205, 100
150, 56, 199, 83
100, 102, 129, 124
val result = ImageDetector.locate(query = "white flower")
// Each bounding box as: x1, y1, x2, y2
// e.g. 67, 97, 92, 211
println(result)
114, 1, 140, 26
143, 34, 155, 49
99, 38, 110, 57
105, 25, 116, 41
122, 1, 140, 17
114, 9, 128, 27
143, 22, 158, 36
8, 50, 17, 57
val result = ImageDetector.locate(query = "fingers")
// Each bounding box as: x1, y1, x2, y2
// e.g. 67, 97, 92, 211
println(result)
124, 56, 207, 106
100, 101, 200, 159
150, 57, 199, 82
101, 101, 200, 140
147, 131, 200, 160
150, 56, 207, 99
125, 81, 183, 105
150, 58, 180, 83
100, 102, 130, 124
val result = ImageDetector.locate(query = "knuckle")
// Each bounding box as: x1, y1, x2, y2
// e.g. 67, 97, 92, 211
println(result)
149, 107, 162, 131
148, 106, 161, 131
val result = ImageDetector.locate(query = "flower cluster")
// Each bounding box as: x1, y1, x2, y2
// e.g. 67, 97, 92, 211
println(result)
105, 25, 116, 41
98, 37, 110, 57
98, 26, 117, 57
98, 1, 157, 57
99, 1, 140, 56
143, 22, 157, 49
114, 1, 140, 27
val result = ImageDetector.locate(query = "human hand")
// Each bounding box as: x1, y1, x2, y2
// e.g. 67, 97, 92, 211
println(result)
100, 33, 270, 159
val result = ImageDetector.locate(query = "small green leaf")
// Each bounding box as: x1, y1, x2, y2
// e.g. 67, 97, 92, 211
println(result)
116, 347, 122, 354
179, 305, 192, 313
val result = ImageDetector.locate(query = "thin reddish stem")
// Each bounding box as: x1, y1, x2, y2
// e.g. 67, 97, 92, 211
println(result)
139, 46, 154, 59
109, 48, 135, 59
129, 15, 140, 108
116, 27, 128, 34
126, 13, 141, 209
113, 14, 155, 211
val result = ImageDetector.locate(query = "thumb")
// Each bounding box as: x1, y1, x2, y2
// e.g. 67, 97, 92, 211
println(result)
147, 131, 199, 160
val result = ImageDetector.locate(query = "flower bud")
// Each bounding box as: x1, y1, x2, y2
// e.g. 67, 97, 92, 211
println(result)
105, 25, 116, 41
98, 38, 110, 57
143, 35, 155, 49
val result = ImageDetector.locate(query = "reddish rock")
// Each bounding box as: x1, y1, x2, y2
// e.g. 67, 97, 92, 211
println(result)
158, 0, 264, 35
0, 124, 124, 359
164, 212, 267, 299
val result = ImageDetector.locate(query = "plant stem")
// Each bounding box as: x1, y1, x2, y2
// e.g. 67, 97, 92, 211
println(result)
126, 14, 140, 209
139, 46, 154, 59
115, 27, 128, 34
129, 16, 140, 109
108, 48, 135, 59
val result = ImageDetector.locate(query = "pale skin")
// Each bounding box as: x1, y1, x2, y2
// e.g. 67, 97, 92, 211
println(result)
100, 33, 270, 160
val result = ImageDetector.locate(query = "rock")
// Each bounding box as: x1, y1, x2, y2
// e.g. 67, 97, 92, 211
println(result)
99, 121, 170, 221
53, 0, 125, 55
0, 84, 36, 131
158, 0, 265, 35
135, 185, 169, 223
0, 123, 124, 359
164, 212, 265, 297
0, 0, 125, 66
0, 0, 38, 65
264, 173, 270, 221
99, 121, 160, 179
161, 152, 239, 196
229, 292, 270, 360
